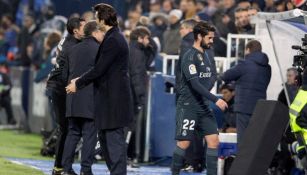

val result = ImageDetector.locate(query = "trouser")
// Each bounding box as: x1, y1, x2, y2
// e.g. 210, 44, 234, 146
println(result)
0, 95, 14, 123
126, 106, 144, 161
236, 112, 251, 145
48, 90, 68, 168
100, 127, 127, 175
62, 118, 96, 173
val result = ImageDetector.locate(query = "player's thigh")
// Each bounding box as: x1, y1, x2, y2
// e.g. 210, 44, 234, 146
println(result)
175, 107, 198, 141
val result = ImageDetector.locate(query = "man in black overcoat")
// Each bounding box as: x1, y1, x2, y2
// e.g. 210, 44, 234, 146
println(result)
66, 3, 133, 175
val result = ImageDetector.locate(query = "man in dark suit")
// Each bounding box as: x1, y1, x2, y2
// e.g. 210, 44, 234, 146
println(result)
46, 17, 85, 175
66, 3, 133, 175
62, 21, 104, 175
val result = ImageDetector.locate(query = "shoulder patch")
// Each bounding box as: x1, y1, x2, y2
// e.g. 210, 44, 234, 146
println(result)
189, 64, 197, 75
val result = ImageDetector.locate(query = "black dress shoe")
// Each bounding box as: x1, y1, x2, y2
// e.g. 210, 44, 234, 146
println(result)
61, 171, 78, 175
51, 168, 63, 175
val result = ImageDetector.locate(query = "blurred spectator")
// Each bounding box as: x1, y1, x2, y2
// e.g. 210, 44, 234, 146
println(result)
194, 12, 211, 22
149, 13, 168, 48
211, 0, 237, 39
0, 29, 9, 63
237, 0, 251, 9
247, 7, 260, 21
185, 0, 198, 19
264, 0, 277, 12
203, 0, 218, 17
179, 0, 188, 18
136, 16, 158, 71
286, 0, 296, 10
235, 7, 254, 34
34, 32, 62, 83
0, 63, 15, 125
221, 40, 271, 144
162, 0, 176, 14
69, 13, 80, 19
149, 0, 162, 13
278, 68, 299, 105
275, 0, 287, 12
220, 84, 236, 133
162, 9, 182, 54
82, 11, 95, 22
39, 5, 67, 34
128, 26, 151, 166
16, 13, 39, 67
125, 7, 142, 30
1, 14, 20, 48
196, 0, 207, 12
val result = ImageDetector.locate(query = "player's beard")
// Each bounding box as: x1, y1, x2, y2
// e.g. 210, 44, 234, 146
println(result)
201, 41, 210, 50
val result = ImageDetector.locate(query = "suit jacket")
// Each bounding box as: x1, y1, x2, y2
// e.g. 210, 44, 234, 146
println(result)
66, 37, 99, 119
76, 27, 133, 129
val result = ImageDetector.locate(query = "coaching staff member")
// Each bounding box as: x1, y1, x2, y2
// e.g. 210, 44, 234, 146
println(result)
171, 21, 228, 175
62, 21, 104, 175
221, 40, 271, 144
46, 17, 85, 175
66, 3, 133, 175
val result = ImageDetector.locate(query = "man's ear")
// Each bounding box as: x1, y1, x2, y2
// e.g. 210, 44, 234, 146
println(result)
73, 28, 78, 35
197, 34, 202, 41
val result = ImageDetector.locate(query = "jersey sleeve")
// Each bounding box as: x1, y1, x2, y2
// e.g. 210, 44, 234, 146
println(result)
181, 53, 198, 81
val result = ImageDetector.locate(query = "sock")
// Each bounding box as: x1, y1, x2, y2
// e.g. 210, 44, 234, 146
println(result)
206, 148, 218, 175
171, 146, 186, 175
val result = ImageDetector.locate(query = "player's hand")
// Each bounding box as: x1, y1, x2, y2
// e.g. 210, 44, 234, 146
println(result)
215, 99, 228, 111
66, 77, 79, 94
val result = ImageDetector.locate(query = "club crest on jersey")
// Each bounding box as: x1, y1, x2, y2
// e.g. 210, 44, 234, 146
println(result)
206, 67, 211, 72
189, 64, 197, 74
182, 130, 187, 136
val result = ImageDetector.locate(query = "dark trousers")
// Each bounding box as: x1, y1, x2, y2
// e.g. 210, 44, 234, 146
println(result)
99, 127, 127, 175
127, 106, 144, 160
0, 95, 14, 123
62, 118, 96, 173
48, 91, 68, 168
236, 112, 251, 145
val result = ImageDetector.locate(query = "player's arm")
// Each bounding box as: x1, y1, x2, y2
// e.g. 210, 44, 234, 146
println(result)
182, 57, 227, 111
182, 57, 218, 103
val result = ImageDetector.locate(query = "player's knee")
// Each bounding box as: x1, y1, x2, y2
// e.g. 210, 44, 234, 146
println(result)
177, 140, 190, 150
206, 136, 219, 148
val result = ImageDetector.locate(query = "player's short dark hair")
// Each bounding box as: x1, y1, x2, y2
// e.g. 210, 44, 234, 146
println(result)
66, 17, 85, 35
93, 3, 118, 26
181, 19, 197, 29
83, 21, 103, 37
220, 84, 235, 92
130, 26, 151, 41
193, 21, 215, 40
246, 40, 262, 53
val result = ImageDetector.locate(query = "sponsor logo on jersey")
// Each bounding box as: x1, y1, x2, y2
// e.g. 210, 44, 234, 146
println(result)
199, 72, 212, 78
189, 64, 197, 74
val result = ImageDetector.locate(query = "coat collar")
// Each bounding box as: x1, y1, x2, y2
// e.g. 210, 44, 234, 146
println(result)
104, 26, 119, 39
